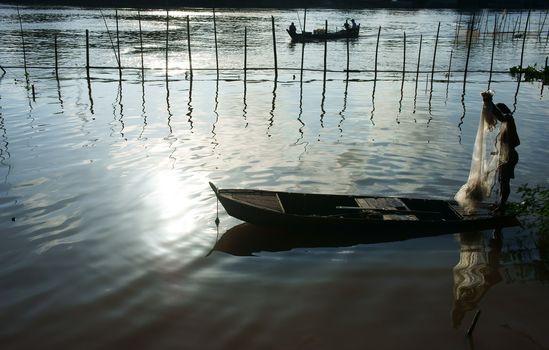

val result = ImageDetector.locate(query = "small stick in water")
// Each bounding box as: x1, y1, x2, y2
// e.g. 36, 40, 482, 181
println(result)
466, 310, 481, 337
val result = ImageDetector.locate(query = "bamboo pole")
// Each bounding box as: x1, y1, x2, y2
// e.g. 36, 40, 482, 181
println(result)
346, 35, 350, 75
138, 10, 144, 82
374, 26, 381, 82
488, 15, 497, 90
213, 9, 219, 79
455, 12, 462, 43
415, 34, 422, 88
430, 22, 440, 94
54, 34, 59, 80
272, 16, 278, 80
402, 31, 406, 86
519, 10, 531, 70
85, 29, 90, 79
540, 10, 548, 37
323, 20, 328, 84
447, 49, 453, 83
463, 13, 475, 90
165, 10, 169, 81
17, 6, 27, 76
187, 15, 193, 78
244, 26, 247, 83
542, 56, 548, 95
115, 9, 121, 80
299, 8, 307, 83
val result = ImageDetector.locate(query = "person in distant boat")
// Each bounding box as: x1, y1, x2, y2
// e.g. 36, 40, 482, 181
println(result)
288, 22, 297, 35
482, 93, 520, 213
343, 19, 350, 30
351, 19, 358, 30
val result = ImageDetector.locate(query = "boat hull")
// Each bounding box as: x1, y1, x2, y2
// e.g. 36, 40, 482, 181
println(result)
210, 183, 519, 235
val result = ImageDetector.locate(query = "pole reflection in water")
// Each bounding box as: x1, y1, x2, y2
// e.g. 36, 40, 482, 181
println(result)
138, 77, 147, 140
452, 230, 502, 329
211, 79, 219, 151
370, 79, 376, 125
242, 75, 248, 128
319, 76, 326, 134
116, 81, 125, 140
0, 72, 11, 178
337, 78, 348, 139
166, 77, 172, 135
267, 79, 277, 137
457, 91, 466, 142
165, 78, 176, 168
187, 78, 194, 131
56, 79, 64, 111
87, 77, 94, 115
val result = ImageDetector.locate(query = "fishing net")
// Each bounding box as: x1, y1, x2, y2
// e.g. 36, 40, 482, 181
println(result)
455, 91, 500, 213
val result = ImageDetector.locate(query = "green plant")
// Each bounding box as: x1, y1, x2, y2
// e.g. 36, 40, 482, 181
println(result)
509, 64, 549, 82
507, 184, 549, 265
508, 185, 549, 231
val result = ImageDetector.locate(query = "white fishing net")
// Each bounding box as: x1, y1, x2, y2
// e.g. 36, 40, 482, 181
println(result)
455, 91, 500, 213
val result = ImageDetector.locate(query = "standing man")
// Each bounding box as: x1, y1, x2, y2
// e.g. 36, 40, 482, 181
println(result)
481, 93, 520, 213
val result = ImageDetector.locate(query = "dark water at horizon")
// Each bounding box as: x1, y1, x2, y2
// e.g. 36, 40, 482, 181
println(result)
1, 5, 549, 349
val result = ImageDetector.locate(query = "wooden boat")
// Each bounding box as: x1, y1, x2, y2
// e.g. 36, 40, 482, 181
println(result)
209, 182, 519, 234
287, 26, 360, 43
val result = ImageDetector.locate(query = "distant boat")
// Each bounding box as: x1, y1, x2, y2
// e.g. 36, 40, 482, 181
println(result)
287, 25, 360, 43
209, 182, 519, 234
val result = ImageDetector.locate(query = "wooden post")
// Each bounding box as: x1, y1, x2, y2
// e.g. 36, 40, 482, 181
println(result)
54, 34, 59, 80
138, 10, 144, 82
374, 26, 381, 82
463, 14, 475, 90
488, 15, 497, 90
244, 26, 247, 84
187, 15, 193, 78
430, 22, 440, 94
115, 9, 121, 80
17, 6, 27, 76
213, 9, 219, 79
85, 29, 90, 79
323, 20, 327, 84
272, 16, 278, 80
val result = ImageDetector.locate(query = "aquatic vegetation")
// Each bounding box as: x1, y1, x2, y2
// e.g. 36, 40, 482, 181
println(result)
509, 64, 549, 82
509, 184, 549, 266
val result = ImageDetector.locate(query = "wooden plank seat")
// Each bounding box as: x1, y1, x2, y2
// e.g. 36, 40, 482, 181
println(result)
355, 197, 418, 221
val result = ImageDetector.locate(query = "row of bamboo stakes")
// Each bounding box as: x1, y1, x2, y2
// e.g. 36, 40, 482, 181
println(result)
5, 7, 548, 96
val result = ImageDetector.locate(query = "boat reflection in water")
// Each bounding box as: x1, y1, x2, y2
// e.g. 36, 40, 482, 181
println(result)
451, 230, 503, 328
212, 223, 453, 256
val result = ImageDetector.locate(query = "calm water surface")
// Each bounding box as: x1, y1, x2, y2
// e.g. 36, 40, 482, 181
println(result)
1, 5, 548, 349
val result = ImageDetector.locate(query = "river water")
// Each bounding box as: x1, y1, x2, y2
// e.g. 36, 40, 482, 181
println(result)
1, 5, 548, 349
